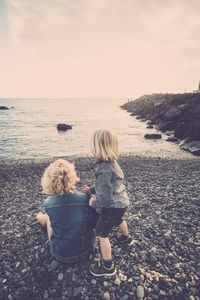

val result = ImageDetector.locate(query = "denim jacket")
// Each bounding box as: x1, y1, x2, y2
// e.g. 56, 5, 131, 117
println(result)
43, 190, 97, 263
90, 160, 129, 213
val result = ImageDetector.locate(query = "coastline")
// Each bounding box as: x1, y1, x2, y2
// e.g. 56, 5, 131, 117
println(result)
1, 154, 200, 299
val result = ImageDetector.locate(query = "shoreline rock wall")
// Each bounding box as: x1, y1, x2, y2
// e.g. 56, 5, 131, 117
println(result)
121, 93, 200, 156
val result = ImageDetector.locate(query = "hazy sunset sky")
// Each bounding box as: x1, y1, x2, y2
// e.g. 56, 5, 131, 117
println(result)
0, 0, 200, 98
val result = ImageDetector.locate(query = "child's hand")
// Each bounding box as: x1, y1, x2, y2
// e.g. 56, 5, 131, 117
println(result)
89, 197, 95, 206
82, 186, 91, 195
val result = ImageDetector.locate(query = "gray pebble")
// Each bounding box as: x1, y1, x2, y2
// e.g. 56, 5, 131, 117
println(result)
15, 262, 20, 268
21, 269, 27, 274
159, 290, 167, 296
91, 279, 97, 285
150, 255, 157, 262
137, 285, 144, 299
121, 295, 129, 300
51, 260, 58, 269
150, 247, 157, 253
43, 292, 48, 300
134, 277, 141, 281
103, 281, 108, 287
58, 273, 64, 281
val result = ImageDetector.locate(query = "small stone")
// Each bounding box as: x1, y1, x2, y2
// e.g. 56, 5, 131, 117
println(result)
121, 295, 129, 300
164, 230, 171, 237
43, 292, 48, 300
150, 255, 157, 263
72, 273, 76, 281
134, 276, 141, 281
51, 260, 58, 269
137, 285, 144, 299
160, 290, 167, 296
15, 262, 21, 268
114, 278, 121, 286
21, 269, 27, 274
103, 281, 108, 287
151, 247, 157, 253
58, 273, 64, 281
8, 295, 13, 300
103, 292, 110, 300
91, 279, 97, 285
73, 286, 83, 297
133, 265, 138, 272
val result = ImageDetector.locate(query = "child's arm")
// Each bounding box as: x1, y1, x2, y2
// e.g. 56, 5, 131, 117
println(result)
82, 186, 95, 194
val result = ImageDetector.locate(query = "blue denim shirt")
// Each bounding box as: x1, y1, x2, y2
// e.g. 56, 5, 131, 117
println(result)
43, 190, 96, 263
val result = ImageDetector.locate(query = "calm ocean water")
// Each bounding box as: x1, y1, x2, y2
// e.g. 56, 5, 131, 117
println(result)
0, 98, 194, 160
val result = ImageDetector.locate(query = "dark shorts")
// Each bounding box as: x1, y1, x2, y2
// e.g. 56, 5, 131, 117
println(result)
95, 207, 127, 238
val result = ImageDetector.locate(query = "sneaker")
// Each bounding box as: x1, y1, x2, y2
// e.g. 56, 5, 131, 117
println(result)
118, 234, 134, 246
90, 260, 116, 277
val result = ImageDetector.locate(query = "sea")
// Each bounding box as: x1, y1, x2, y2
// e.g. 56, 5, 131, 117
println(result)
0, 98, 194, 160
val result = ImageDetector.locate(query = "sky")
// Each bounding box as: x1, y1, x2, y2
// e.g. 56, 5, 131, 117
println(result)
0, 0, 200, 98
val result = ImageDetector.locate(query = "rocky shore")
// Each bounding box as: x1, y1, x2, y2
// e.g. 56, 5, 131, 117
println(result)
0, 155, 200, 300
121, 93, 200, 156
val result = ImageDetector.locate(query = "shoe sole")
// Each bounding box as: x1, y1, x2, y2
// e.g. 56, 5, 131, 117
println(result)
90, 268, 116, 277
127, 240, 134, 246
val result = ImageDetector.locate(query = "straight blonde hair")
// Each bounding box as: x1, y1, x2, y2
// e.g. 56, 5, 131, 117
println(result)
41, 159, 79, 195
90, 129, 119, 161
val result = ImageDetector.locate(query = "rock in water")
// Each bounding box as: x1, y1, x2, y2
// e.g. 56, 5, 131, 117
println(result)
57, 123, 72, 131
0, 106, 9, 110
166, 137, 178, 142
144, 133, 162, 139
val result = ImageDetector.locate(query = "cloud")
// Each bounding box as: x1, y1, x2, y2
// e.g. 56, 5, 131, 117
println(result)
6, 0, 200, 61
2, 0, 200, 97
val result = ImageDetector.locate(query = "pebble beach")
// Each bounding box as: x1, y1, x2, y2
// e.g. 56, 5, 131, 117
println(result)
0, 155, 200, 300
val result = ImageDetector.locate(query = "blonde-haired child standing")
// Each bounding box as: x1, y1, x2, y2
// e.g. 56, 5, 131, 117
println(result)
83, 129, 133, 276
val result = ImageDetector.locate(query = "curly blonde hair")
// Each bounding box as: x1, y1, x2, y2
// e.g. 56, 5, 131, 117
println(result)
41, 159, 79, 195
90, 129, 119, 161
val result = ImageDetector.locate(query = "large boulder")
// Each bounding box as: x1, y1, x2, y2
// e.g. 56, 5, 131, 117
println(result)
163, 107, 182, 120
179, 140, 200, 156
155, 121, 176, 132
0, 106, 9, 110
174, 121, 200, 140
57, 124, 72, 131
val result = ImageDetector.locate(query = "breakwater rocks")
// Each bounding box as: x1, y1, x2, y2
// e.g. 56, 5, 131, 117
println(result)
0, 155, 200, 300
121, 93, 200, 156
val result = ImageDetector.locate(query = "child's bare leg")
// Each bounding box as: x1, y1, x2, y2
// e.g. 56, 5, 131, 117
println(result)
36, 212, 52, 240
118, 220, 129, 236
99, 237, 112, 260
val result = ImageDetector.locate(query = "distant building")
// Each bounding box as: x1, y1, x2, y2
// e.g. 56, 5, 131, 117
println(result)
193, 81, 200, 93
